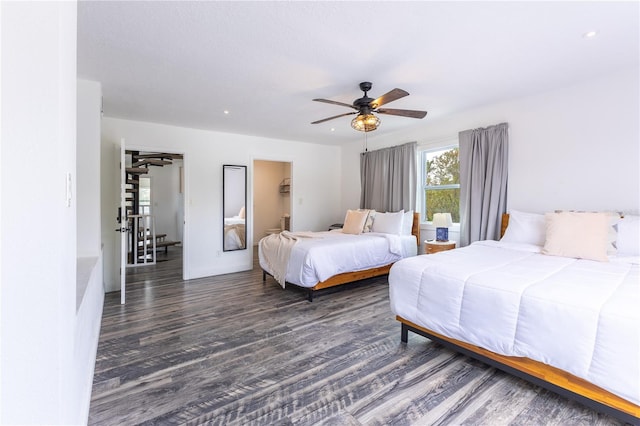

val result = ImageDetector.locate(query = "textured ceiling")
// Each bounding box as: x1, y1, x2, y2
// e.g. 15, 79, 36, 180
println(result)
77, 1, 639, 145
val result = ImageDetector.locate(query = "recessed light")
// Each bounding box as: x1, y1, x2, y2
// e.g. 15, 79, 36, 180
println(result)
223, 110, 230, 115
583, 31, 598, 39
331, 128, 335, 132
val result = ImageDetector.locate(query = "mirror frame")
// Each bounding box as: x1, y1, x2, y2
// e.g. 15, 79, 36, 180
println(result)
222, 164, 247, 252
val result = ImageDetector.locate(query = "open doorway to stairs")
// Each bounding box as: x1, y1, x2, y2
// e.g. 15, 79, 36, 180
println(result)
253, 160, 292, 244
124, 150, 185, 280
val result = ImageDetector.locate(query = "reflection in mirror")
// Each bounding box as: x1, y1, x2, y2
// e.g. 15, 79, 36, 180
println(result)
223, 165, 247, 251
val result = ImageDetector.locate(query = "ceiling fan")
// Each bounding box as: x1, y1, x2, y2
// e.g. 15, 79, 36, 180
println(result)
311, 82, 427, 132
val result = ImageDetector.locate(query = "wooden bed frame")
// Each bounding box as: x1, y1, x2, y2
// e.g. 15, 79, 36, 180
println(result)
263, 212, 421, 301
397, 213, 640, 424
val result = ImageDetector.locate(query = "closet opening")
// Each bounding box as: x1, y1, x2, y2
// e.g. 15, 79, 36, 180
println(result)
253, 160, 292, 244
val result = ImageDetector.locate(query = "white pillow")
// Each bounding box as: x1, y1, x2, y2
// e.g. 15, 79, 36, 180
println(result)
501, 210, 546, 246
342, 209, 368, 235
616, 215, 640, 256
542, 212, 610, 262
402, 210, 414, 236
372, 210, 405, 235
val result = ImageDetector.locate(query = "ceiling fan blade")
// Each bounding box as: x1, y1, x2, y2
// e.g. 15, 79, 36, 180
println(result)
312, 98, 357, 109
311, 111, 357, 124
376, 108, 427, 119
371, 88, 409, 108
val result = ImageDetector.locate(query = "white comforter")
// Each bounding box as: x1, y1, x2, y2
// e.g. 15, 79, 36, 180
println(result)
259, 230, 417, 288
389, 240, 640, 405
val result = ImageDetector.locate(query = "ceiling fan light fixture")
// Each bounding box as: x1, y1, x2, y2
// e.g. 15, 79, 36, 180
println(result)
313, 82, 425, 131
351, 113, 380, 132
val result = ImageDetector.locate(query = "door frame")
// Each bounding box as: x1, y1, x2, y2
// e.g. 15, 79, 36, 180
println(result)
251, 156, 294, 245
121, 143, 189, 282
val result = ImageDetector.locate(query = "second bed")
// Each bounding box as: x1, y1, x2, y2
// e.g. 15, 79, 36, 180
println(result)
260, 211, 419, 300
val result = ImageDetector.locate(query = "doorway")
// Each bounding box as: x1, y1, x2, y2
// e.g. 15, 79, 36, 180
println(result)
123, 150, 185, 274
253, 160, 292, 244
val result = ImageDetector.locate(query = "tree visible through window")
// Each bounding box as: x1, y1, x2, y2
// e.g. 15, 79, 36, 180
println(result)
422, 146, 460, 222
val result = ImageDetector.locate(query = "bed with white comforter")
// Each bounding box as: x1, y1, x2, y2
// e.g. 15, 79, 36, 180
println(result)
389, 239, 640, 413
260, 230, 417, 288
259, 209, 419, 302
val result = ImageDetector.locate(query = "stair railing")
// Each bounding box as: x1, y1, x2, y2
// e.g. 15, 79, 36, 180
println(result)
128, 214, 156, 266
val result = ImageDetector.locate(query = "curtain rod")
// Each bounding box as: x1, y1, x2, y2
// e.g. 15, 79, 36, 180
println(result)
417, 135, 459, 148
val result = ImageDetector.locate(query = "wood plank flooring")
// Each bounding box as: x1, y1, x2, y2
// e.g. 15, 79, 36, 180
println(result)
89, 248, 624, 425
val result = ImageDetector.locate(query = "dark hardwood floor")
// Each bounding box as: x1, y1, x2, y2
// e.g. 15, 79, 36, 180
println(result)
89, 247, 623, 425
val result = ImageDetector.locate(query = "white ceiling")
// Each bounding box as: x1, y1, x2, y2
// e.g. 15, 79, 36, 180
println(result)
77, 1, 639, 145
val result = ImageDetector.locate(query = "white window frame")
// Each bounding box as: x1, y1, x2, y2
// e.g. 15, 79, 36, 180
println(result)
419, 143, 460, 224
138, 175, 153, 216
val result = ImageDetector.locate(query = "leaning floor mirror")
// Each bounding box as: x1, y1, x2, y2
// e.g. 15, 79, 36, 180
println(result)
222, 165, 247, 251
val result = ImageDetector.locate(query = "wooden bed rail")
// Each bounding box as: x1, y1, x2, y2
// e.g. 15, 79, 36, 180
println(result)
307, 211, 421, 299
489, 211, 640, 421
395, 212, 640, 424
397, 316, 639, 424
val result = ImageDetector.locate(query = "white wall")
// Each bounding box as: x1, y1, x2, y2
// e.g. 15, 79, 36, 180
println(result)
101, 118, 342, 290
77, 80, 102, 257
74, 79, 106, 423
100, 118, 118, 293
144, 159, 183, 242
341, 66, 640, 221
1, 2, 91, 424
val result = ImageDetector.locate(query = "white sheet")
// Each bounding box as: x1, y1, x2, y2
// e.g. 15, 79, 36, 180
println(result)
259, 230, 417, 288
223, 217, 246, 249
389, 240, 640, 406
224, 226, 242, 249
224, 216, 245, 226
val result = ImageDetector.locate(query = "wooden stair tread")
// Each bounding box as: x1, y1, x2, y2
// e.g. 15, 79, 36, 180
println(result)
131, 153, 183, 160
126, 167, 148, 174
132, 159, 172, 167
155, 240, 180, 247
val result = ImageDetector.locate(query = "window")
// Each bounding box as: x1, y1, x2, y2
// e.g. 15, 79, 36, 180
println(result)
138, 176, 152, 215
420, 145, 460, 222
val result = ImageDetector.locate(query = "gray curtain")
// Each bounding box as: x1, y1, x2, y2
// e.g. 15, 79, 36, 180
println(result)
459, 123, 509, 246
360, 142, 417, 212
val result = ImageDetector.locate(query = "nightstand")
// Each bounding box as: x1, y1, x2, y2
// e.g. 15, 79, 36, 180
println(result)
425, 240, 456, 254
